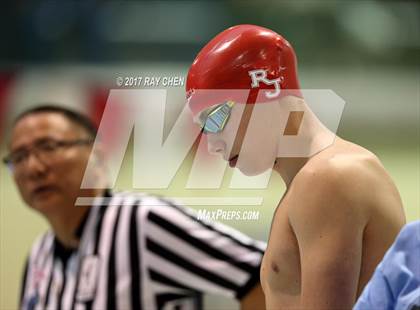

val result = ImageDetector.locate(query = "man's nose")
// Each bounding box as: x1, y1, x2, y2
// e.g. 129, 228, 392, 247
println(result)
25, 153, 48, 179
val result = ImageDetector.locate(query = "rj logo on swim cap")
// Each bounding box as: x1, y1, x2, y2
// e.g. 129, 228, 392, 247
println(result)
248, 69, 282, 99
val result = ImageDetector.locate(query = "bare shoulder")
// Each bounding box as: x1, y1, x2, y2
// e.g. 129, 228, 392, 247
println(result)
287, 139, 401, 229
297, 139, 396, 200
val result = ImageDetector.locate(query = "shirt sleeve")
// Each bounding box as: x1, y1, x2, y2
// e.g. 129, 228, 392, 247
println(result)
354, 221, 420, 310
353, 266, 394, 310
141, 196, 266, 300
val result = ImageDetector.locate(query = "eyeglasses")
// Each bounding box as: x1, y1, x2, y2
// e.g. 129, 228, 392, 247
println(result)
197, 101, 235, 134
2, 138, 93, 173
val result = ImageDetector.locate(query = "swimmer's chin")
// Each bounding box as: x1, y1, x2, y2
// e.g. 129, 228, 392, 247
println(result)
236, 163, 273, 176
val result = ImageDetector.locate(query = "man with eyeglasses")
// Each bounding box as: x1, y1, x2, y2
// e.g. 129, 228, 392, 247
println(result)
4, 105, 266, 309
186, 24, 406, 309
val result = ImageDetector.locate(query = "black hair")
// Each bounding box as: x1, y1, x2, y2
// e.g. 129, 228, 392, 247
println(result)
14, 105, 98, 139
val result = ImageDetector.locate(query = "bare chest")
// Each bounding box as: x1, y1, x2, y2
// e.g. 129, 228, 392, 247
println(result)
261, 201, 301, 304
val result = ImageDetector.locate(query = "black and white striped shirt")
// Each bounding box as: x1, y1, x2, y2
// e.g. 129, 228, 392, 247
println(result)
20, 191, 266, 310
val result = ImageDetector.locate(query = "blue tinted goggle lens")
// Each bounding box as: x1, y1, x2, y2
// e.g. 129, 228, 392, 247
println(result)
200, 101, 235, 134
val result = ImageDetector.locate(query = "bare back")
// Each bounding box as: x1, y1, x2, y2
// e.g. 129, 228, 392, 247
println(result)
261, 138, 405, 309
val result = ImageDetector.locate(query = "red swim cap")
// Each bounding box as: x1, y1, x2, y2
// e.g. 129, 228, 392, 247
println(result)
186, 24, 301, 117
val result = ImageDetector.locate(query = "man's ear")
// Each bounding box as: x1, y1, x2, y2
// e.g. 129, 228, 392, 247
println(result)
88, 142, 110, 189
91, 143, 106, 167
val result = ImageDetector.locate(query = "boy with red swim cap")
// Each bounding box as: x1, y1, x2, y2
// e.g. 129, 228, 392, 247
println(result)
186, 24, 406, 309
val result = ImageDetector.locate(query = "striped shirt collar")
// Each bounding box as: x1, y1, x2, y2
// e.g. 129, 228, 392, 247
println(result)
53, 189, 113, 262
